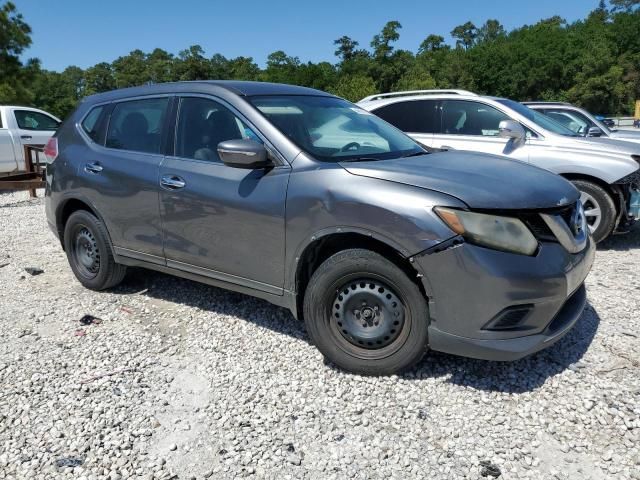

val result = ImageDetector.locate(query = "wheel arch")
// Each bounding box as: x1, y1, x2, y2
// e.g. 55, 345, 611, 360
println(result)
559, 172, 625, 217
293, 231, 427, 321
56, 197, 112, 250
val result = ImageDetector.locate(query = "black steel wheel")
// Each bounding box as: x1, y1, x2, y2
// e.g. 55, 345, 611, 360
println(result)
304, 249, 429, 375
63, 210, 127, 290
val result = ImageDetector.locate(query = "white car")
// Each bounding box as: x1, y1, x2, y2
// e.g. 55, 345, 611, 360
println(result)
358, 90, 640, 243
0, 106, 61, 175
523, 101, 640, 144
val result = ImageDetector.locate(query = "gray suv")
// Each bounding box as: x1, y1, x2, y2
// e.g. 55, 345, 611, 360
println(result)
45, 82, 594, 375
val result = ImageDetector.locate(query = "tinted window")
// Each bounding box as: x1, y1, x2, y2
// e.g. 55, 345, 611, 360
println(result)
175, 97, 260, 162
250, 95, 423, 162
373, 100, 439, 133
106, 98, 168, 154
14, 110, 60, 131
441, 100, 510, 136
81, 106, 105, 143
496, 99, 579, 136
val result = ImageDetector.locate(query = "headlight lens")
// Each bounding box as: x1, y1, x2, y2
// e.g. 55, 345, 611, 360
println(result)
434, 207, 538, 256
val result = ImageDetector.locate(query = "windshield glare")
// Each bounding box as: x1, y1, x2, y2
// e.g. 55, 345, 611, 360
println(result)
497, 99, 580, 137
249, 95, 425, 161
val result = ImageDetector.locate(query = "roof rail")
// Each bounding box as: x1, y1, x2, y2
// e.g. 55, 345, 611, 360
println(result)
359, 89, 478, 102
522, 101, 573, 106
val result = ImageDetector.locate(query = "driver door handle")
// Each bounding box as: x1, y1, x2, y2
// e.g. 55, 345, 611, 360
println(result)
160, 175, 186, 190
21, 135, 32, 140
84, 162, 103, 174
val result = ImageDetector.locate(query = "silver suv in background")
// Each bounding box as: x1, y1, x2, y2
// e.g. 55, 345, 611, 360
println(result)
359, 90, 640, 243
523, 101, 640, 144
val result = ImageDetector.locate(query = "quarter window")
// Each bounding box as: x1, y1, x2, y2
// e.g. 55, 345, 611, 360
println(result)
14, 110, 60, 131
175, 97, 260, 162
373, 100, 439, 133
106, 98, 169, 154
81, 106, 105, 143
441, 100, 510, 136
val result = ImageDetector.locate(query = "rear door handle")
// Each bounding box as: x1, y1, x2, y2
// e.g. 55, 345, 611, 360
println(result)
160, 175, 186, 190
84, 162, 103, 174
21, 135, 32, 140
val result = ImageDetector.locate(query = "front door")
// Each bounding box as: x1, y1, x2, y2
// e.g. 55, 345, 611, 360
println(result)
159, 96, 289, 293
12, 108, 60, 148
433, 100, 529, 161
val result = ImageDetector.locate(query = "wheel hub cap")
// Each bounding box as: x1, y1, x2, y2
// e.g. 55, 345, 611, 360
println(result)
333, 280, 405, 349
580, 191, 601, 234
74, 228, 100, 275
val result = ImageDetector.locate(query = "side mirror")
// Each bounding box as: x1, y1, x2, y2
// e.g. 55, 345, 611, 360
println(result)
218, 139, 271, 169
587, 126, 603, 137
498, 120, 526, 141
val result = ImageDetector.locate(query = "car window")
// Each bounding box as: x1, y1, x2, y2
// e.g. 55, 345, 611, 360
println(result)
373, 100, 439, 134
250, 95, 423, 162
81, 106, 106, 143
496, 99, 580, 137
106, 98, 169, 154
175, 97, 261, 163
14, 110, 60, 131
543, 111, 589, 135
441, 100, 510, 136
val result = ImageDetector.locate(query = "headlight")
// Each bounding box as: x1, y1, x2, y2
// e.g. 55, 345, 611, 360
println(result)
434, 207, 538, 256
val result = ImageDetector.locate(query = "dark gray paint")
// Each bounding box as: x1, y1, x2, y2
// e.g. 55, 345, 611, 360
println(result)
46, 81, 595, 361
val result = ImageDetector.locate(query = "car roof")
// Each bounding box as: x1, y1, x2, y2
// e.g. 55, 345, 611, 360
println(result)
522, 101, 573, 107
83, 81, 334, 104
358, 92, 509, 110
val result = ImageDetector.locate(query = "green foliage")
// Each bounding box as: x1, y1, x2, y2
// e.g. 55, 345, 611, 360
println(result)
1, 1, 640, 118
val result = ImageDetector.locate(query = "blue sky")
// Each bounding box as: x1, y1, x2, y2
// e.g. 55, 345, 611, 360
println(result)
14, 0, 598, 71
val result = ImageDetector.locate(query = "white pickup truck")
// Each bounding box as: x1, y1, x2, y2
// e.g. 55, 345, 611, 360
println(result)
0, 106, 61, 175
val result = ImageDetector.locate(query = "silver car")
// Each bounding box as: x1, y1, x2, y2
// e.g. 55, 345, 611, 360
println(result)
523, 102, 640, 144
358, 90, 640, 242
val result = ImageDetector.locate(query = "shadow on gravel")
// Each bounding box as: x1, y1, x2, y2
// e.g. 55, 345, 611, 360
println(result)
597, 223, 640, 252
111, 267, 309, 342
403, 303, 601, 393
112, 266, 600, 394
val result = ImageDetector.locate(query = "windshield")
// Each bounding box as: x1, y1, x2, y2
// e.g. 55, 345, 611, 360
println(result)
496, 99, 581, 137
249, 95, 425, 161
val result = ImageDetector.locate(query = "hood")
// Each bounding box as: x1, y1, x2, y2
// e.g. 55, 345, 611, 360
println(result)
340, 151, 579, 210
558, 135, 640, 155
609, 129, 640, 144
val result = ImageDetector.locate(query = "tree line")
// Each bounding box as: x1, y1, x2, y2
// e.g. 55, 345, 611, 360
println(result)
1, 0, 639, 120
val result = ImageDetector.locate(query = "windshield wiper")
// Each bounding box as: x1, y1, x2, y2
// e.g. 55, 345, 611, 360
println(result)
340, 157, 383, 163
401, 150, 428, 158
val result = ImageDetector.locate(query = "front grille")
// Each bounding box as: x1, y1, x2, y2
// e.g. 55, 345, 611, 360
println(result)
521, 203, 577, 243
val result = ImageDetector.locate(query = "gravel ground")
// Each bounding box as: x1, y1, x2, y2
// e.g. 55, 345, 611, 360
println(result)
0, 190, 638, 480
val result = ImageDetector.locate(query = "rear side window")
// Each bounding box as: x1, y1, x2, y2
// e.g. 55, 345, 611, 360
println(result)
14, 110, 60, 131
373, 100, 439, 133
106, 98, 169, 154
81, 106, 106, 143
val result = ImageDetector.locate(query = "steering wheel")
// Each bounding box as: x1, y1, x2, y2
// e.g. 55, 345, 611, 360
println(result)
341, 142, 361, 152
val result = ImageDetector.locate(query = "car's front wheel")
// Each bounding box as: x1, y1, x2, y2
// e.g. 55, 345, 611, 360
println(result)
63, 210, 127, 290
303, 249, 429, 376
570, 180, 616, 243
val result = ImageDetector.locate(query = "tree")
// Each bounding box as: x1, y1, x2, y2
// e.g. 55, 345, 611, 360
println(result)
476, 20, 506, 44
610, 0, 640, 11
175, 45, 211, 81
451, 21, 478, 50
0, 1, 34, 104
394, 61, 437, 91
329, 74, 377, 102
371, 21, 402, 60
418, 34, 446, 54
334, 36, 359, 62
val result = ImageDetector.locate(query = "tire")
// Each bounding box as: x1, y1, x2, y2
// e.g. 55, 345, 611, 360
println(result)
303, 248, 429, 376
570, 180, 616, 243
63, 210, 127, 290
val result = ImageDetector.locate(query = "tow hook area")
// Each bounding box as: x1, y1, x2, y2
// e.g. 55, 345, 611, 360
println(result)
630, 187, 640, 220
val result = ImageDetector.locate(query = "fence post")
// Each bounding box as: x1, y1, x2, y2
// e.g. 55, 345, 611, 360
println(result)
23, 145, 37, 198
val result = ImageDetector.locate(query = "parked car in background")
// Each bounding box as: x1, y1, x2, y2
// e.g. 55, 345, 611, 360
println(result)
359, 90, 640, 243
45, 81, 595, 375
524, 102, 640, 144
0, 106, 61, 174
596, 116, 616, 129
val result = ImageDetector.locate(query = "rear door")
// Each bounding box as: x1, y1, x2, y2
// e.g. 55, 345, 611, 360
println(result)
158, 95, 289, 292
0, 111, 19, 173
372, 99, 439, 147
433, 100, 528, 161
75, 97, 170, 263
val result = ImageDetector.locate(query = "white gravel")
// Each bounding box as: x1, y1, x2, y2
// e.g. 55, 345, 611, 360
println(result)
0, 190, 639, 480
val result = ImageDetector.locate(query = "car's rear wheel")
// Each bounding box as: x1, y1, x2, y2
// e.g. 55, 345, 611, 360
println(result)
303, 249, 429, 376
64, 210, 127, 290
570, 180, 616, 243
